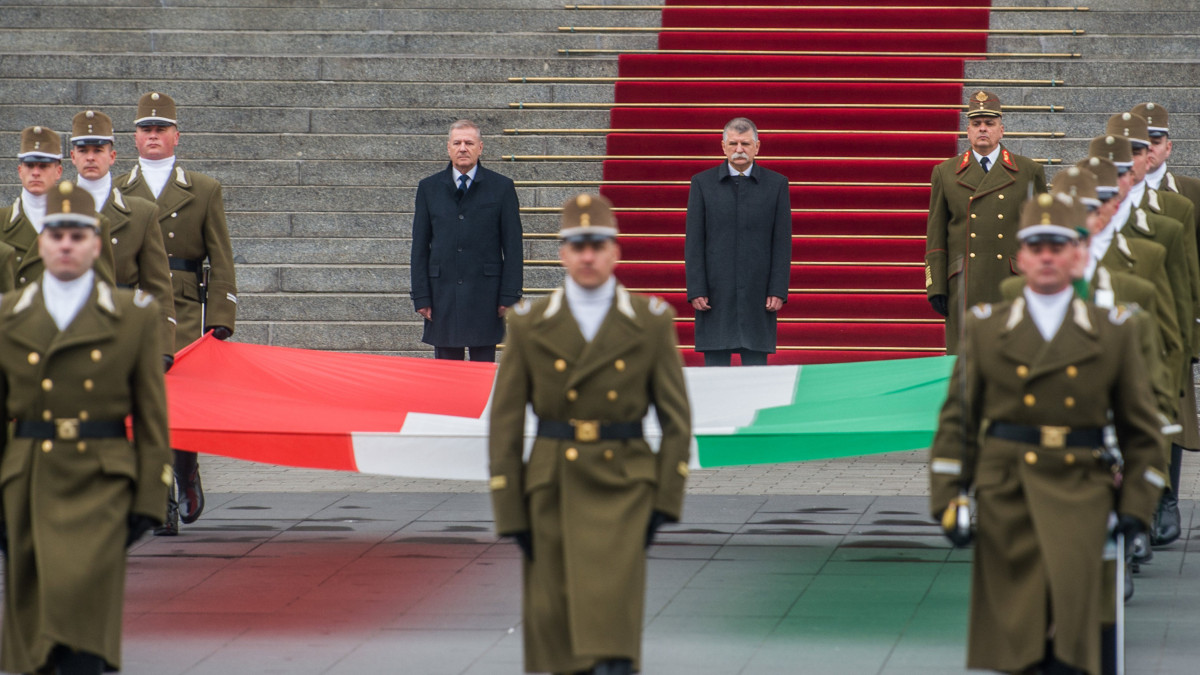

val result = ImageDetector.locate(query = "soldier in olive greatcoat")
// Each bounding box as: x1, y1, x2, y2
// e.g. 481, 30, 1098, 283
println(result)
115, 92, 238, 534
489, 194, 692, 675
0, 182, 171, 675
69, 109, 176, 367
930, 193, 1165, 675
925, 90, 1048, 353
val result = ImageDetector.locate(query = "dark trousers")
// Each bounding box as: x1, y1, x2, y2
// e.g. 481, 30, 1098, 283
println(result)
702, 349, 768, 367
435, 346, 497, 363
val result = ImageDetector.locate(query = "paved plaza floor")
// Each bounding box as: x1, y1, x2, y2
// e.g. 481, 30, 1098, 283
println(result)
108, 453, 1200, 674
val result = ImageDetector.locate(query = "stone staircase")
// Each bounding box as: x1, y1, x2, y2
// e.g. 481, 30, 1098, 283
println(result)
0, 0, 1195, 355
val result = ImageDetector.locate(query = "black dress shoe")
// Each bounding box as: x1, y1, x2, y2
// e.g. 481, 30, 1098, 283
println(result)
155, 487, 179, 536
1152, 492, 1182, 546
592, 659, 633, 675
178, 463, 204, 524
1123, 558, 1134, 602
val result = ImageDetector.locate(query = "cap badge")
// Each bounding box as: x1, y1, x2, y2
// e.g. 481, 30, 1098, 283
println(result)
33, 126, 41, 133
59, 183, 73, 195
151, 93, 160, 101
580, 213, 591, 228
974, 91, 988, 102
576, 194, 591, 208
86, 111, 94, 119
1122, 112, 1132, 121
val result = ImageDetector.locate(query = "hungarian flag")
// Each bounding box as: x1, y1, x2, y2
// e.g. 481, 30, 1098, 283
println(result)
167, 335, 953, 480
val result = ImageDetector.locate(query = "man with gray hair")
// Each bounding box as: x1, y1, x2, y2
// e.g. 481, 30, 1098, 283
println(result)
684, 117, 792, 366
411, 119, 523, 362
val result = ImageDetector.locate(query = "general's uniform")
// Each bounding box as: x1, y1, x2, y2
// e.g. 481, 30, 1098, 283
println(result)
930, 296, 1165, 675
115, 162, 236, 344
925, 145, 1047, 353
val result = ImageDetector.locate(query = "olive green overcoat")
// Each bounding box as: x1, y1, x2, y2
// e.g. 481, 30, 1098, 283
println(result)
1159, 170, 1200, 448
925, 145, 1047, 353
116, 162, 237, 346
0, 278, 172, 673
0, 194, 117, 288
930, 297, 1165, 675
489, 284, 691, 674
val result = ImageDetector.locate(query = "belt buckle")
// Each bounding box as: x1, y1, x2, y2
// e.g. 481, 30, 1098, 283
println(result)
55, 418, 80, 441
573, 420, 599, 443
1040, 425, 1069, 449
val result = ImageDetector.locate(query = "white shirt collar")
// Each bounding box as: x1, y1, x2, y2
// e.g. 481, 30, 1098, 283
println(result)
20, 188, 47, 234
42, 269, 95, 331
452, 164, 478, 186
1023, 285, 1074, 342
1146, 162, 1167, 191
564, 276, 616, 342
138, 155, 176, 199
76, 173, 113, 211
727, 162, 754, 177
1125, 181, 1147, 213
972, 146, 1001, 169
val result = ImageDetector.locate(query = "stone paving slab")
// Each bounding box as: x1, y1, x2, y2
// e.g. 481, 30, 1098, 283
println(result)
113, 492, 1199, 674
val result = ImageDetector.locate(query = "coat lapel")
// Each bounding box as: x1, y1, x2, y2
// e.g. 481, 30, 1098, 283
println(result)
566, 286, 642, 389
1028, 300, 1101, 380
528, 288, 588, 362
47, 282, 119, 356
3, 283, 58, 353
154, 166, 195, 217
101, 190, 131, 235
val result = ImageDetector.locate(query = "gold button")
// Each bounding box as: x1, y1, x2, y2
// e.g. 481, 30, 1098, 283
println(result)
566, 389, 578, 402
997, 214, 1004, 220
565, 447, 578, 461
1016, 365, 1029, 378
19, 277, 25, 284
91, 349, 101, 362
41, 440, 52, 453
1065, 453, 1076, 465
996, 254, 1003, 260
112, 238, 118, 245
171, 212, 177, 218
615, 359, 626, 372
77, 442, 87, 453
168, 232, 175, 238
1024, 394, 1036, 406
27, 352, 39, 365
1025, 451, 1037, 464
607, 390, 618, 401
41, 410, 51, 421
41, 379, 52, 391
79, 411, 89, 421
997, 233, 1003, 239
603, 449, 614, 461
971, 213, 977, 219
969, 253, 976, 258
1066, 366, 1077, 378
554, 359, 566, 372
998, 194, 1005, 200
970, 232, 976, 238
83, 379, 94, 392
1065, 396, 1075, 408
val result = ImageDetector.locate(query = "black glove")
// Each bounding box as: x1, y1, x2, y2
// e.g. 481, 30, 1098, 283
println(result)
209, 326, 232, 341
1115, 513, 1146, 539
0, 523, 7, 556
645, 510, 671, 549
511, 531, 533, 561
127, 514, 158, 547
929, 294, 949, 318
163, 354, 175, 373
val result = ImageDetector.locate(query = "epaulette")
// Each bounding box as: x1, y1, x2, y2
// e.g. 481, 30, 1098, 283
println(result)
648, 295, 669, 316
1108, 304, 1133, 326
512, 298, 531, 316
970, 303, 992, 319
133, 289, 155, 309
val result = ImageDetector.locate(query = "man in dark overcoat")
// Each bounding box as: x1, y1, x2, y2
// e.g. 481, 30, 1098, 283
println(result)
0, 182, 171, 675
489, 194, 691, 674
684, 117, 791, 366
411, 119, 523, 362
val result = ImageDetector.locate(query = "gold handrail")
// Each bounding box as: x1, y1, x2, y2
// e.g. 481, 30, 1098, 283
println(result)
501, 154, 1062, 164
510, 102, 1065, 112
504, 128, 1065, 138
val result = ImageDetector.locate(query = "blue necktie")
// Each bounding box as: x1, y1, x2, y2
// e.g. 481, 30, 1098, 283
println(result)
980, 157, 990, 173
455, 174, 469, 202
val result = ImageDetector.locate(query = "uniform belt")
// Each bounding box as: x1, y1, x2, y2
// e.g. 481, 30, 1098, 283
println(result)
537, 419, 643, 443
168, 258, 202, 273
987, 422, 1103, 449
14, 419, 127, 441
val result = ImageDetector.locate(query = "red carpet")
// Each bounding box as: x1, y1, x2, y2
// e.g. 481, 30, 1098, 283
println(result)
602, 1, 995, 365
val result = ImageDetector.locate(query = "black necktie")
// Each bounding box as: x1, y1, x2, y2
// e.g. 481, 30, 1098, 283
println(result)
455, 174, 468, 202
980, 157, 990, 173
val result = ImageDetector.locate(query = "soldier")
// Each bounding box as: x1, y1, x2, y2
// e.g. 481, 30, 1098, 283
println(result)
930, 192, 1165, 675
0, 182, 171, 675
1, 126, 116, 289
116, 91, 237, 534
69, 109, 176, 368
489, 194, 692, 675
1131, 101, 1200, 545
925, 90, 1048, 354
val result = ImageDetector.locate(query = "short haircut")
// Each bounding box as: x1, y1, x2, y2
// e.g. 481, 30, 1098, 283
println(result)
449, 119, 482, 139
723, 117, 759, 143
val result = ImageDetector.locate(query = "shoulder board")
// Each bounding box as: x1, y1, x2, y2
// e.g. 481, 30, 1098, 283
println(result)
1000, 148, 1017, 170
1134, 208, 1151, 233
1108, 305, 1133, 326
512, 298, 531, 316
956, 151, 971, 173
970, 303, 992, 319
1167, 172, 1179, 193
1148, 189, 1162, 213
648, 295, 669, 316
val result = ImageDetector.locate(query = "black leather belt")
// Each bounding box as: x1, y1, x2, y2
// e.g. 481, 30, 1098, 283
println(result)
168, 258, 202, 273
15, 419, 127, 441
538, 419, 643, 443
987, 422, 1103, 449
